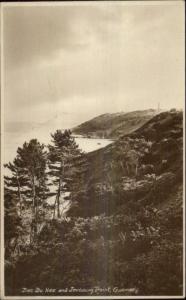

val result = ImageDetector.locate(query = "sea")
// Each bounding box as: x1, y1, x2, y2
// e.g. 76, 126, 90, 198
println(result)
3, 125, 113, 212
3, 125, 113, 165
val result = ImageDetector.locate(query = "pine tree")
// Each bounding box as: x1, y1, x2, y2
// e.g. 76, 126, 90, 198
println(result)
48, 130, 81, 218
4, 189, 23, 260
4, 158, 32, 215
5, 139, 48, 242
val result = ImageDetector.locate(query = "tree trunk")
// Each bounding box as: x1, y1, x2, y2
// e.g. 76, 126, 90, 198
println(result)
57, 178, 61, 218
16, 173, 22, 216
31, 175, 37, 242
53, 195, 57, 218
106, 173, 114, 195
126, 162, 130, 175
136, 164, 138, 176
35, 195, 38, 241
56, 159, 65, 219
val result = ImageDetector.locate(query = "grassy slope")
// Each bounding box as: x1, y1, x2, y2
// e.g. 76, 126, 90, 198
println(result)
72, 109, 157, 138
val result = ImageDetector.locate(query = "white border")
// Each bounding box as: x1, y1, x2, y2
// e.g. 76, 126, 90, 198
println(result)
0, 1, 185, 299
1, 0, 183, 7
1, 2, 5, 299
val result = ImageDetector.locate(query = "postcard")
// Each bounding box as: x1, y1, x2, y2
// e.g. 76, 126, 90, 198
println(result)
0, 1, 185, 299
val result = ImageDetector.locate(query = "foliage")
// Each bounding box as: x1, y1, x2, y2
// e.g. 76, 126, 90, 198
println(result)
5, 139, 48, 243
4, 111, 183, 296
47, 129, 82, 218
73, 109, 156, 138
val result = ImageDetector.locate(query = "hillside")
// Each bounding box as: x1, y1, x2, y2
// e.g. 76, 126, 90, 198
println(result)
72, 109, 158, 139
66, 110, 183, 295
5, 110, 183, 296
69, 110, 183, 216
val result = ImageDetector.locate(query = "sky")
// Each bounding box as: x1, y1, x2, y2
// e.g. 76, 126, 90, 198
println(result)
3, 1, 185, 129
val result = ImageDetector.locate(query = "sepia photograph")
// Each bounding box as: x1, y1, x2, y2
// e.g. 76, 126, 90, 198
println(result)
0, 0, 185, 298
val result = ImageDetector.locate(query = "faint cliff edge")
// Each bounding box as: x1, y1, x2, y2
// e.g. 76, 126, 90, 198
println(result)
72, 109, 159, 139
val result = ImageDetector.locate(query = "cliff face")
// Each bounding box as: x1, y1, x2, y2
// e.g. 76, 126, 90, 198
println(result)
72, 109, 157, 139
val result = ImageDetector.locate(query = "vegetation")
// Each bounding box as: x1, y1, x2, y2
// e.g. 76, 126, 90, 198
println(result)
48, 130, 82, 218
5, 139, 48, 243
72, 109, 157, 138
4, 111, 183, 296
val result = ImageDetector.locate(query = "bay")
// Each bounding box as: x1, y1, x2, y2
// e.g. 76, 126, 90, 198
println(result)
3, 126, 113, 164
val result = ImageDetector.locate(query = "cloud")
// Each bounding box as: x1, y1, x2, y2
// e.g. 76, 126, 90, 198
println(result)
3, 5, 125, 68
3, 2, 185, 125
4, 3, 180, 68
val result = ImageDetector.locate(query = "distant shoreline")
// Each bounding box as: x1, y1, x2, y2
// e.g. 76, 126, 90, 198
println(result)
72, 135, 115, 141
